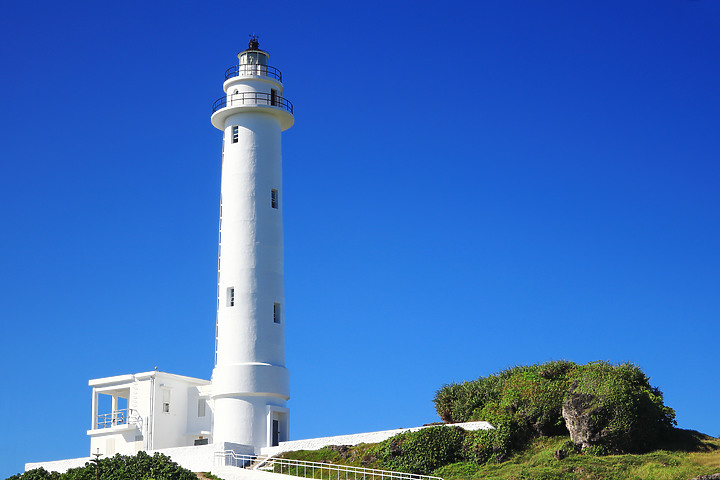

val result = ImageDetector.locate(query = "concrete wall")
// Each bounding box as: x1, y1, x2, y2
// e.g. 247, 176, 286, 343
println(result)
26, 441, 252, 474
260, 422, 494, 456
25, 457, 91, 474
28, 422, 493, 475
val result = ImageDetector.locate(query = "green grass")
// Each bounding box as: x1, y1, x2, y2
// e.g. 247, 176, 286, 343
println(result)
280, 431, 720, 480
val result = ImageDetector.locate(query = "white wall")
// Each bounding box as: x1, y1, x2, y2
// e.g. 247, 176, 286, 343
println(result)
25, 457, 91, 474
29, 422, 493, 475
26, 441, 252, 474
260, 422, 494, 456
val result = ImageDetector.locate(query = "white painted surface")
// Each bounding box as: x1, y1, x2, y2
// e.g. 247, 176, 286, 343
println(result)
25, 457, 91, 474
212, 466, 299, 480
260, 422, 495, 456
27, 441, 251, 474
211, 43, 294, 451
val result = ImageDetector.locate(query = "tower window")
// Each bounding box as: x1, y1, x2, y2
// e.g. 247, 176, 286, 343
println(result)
232, 125, 239, 143
273, 302, 281, 324
271, 89, 278, 106
227, 287, 235, 307
271, 189, 279, 209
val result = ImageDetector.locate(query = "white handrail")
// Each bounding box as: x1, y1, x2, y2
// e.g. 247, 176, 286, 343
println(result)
214, 451, 443, 480
96, 408, 143, 429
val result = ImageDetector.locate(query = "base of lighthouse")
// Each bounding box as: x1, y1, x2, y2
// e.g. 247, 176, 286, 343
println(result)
211, 361, 290, 450
213, 397, 290, 450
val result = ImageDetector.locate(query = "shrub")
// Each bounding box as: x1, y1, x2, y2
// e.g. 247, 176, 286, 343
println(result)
462, 426, 514, 464
567, 361, 676, 453
377, 426, 467, 474
433, 360, 676, 456
7, 468, 60, 480
8, 452, 197, 480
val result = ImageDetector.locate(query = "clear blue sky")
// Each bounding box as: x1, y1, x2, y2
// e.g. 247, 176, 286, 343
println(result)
1, 0, 719, 477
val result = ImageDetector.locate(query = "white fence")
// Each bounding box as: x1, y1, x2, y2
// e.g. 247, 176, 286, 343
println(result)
215, 452, 443, 480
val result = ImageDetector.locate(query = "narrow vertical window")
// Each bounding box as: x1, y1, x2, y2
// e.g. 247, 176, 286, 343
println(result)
227, 287, 235, 307
271, 189, 279, 209
271, 89, 278, 106
232, 125, 239, 143
162, 389, 171, 414
273, 302, 281, 324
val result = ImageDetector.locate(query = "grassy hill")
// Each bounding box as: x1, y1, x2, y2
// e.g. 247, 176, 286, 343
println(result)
280, 360, 720, 480
279, 430, 720, 480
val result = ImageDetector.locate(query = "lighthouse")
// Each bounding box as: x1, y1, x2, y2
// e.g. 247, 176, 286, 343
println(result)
209, 37, 294, 451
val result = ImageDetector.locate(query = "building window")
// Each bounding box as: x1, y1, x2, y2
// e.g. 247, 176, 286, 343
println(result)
271, 189, 279, 209
273, 302, 281, 324
227, 287, 235, 307
162, 388, 171, 414
232, 125, 239, 143
271, 88, 278, 106
198, 399, 206, 417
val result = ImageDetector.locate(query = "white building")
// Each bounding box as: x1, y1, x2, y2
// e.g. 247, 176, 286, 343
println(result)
85, 36, 294, 460
88, 371, 212, 455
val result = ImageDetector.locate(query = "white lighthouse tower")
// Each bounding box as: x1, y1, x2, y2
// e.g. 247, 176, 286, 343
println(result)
209, 37, 294, 451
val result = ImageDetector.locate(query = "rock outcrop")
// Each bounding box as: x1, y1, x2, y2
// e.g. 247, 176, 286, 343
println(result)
561, 383, 606, 450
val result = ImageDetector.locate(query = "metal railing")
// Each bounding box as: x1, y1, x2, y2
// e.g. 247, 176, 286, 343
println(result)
96, 409, 141, 429
214, 452, 443, 480
225, 64, 283, 82
212, 92, 294, 114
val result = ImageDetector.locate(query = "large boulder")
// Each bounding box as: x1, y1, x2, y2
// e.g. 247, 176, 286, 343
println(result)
561, 385, 605, 450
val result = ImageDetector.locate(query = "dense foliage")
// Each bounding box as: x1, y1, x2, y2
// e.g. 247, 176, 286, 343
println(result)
568, 361, 677, 454
278, 361, 710, 479
8, 452, 197, 480
433, 361, 676, 455
435, 433, 720, 480
376, 426, 466, 474
282, 430, 720, 479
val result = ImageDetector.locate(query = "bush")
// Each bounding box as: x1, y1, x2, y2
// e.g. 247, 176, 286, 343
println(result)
433, 360, 676, 456
8, 452, 197, 480
377, 426, 467, 475
567, 361, 676, 453
462, 426, 514, 464
7, 468, 60, 480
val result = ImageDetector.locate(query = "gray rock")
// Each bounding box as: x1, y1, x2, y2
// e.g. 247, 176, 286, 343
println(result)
561, 384, 606, 450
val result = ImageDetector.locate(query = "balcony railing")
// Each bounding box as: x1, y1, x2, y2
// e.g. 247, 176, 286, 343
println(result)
212, 92, 294, 115
96, 409, 140, 429
225, 64, 283, 82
